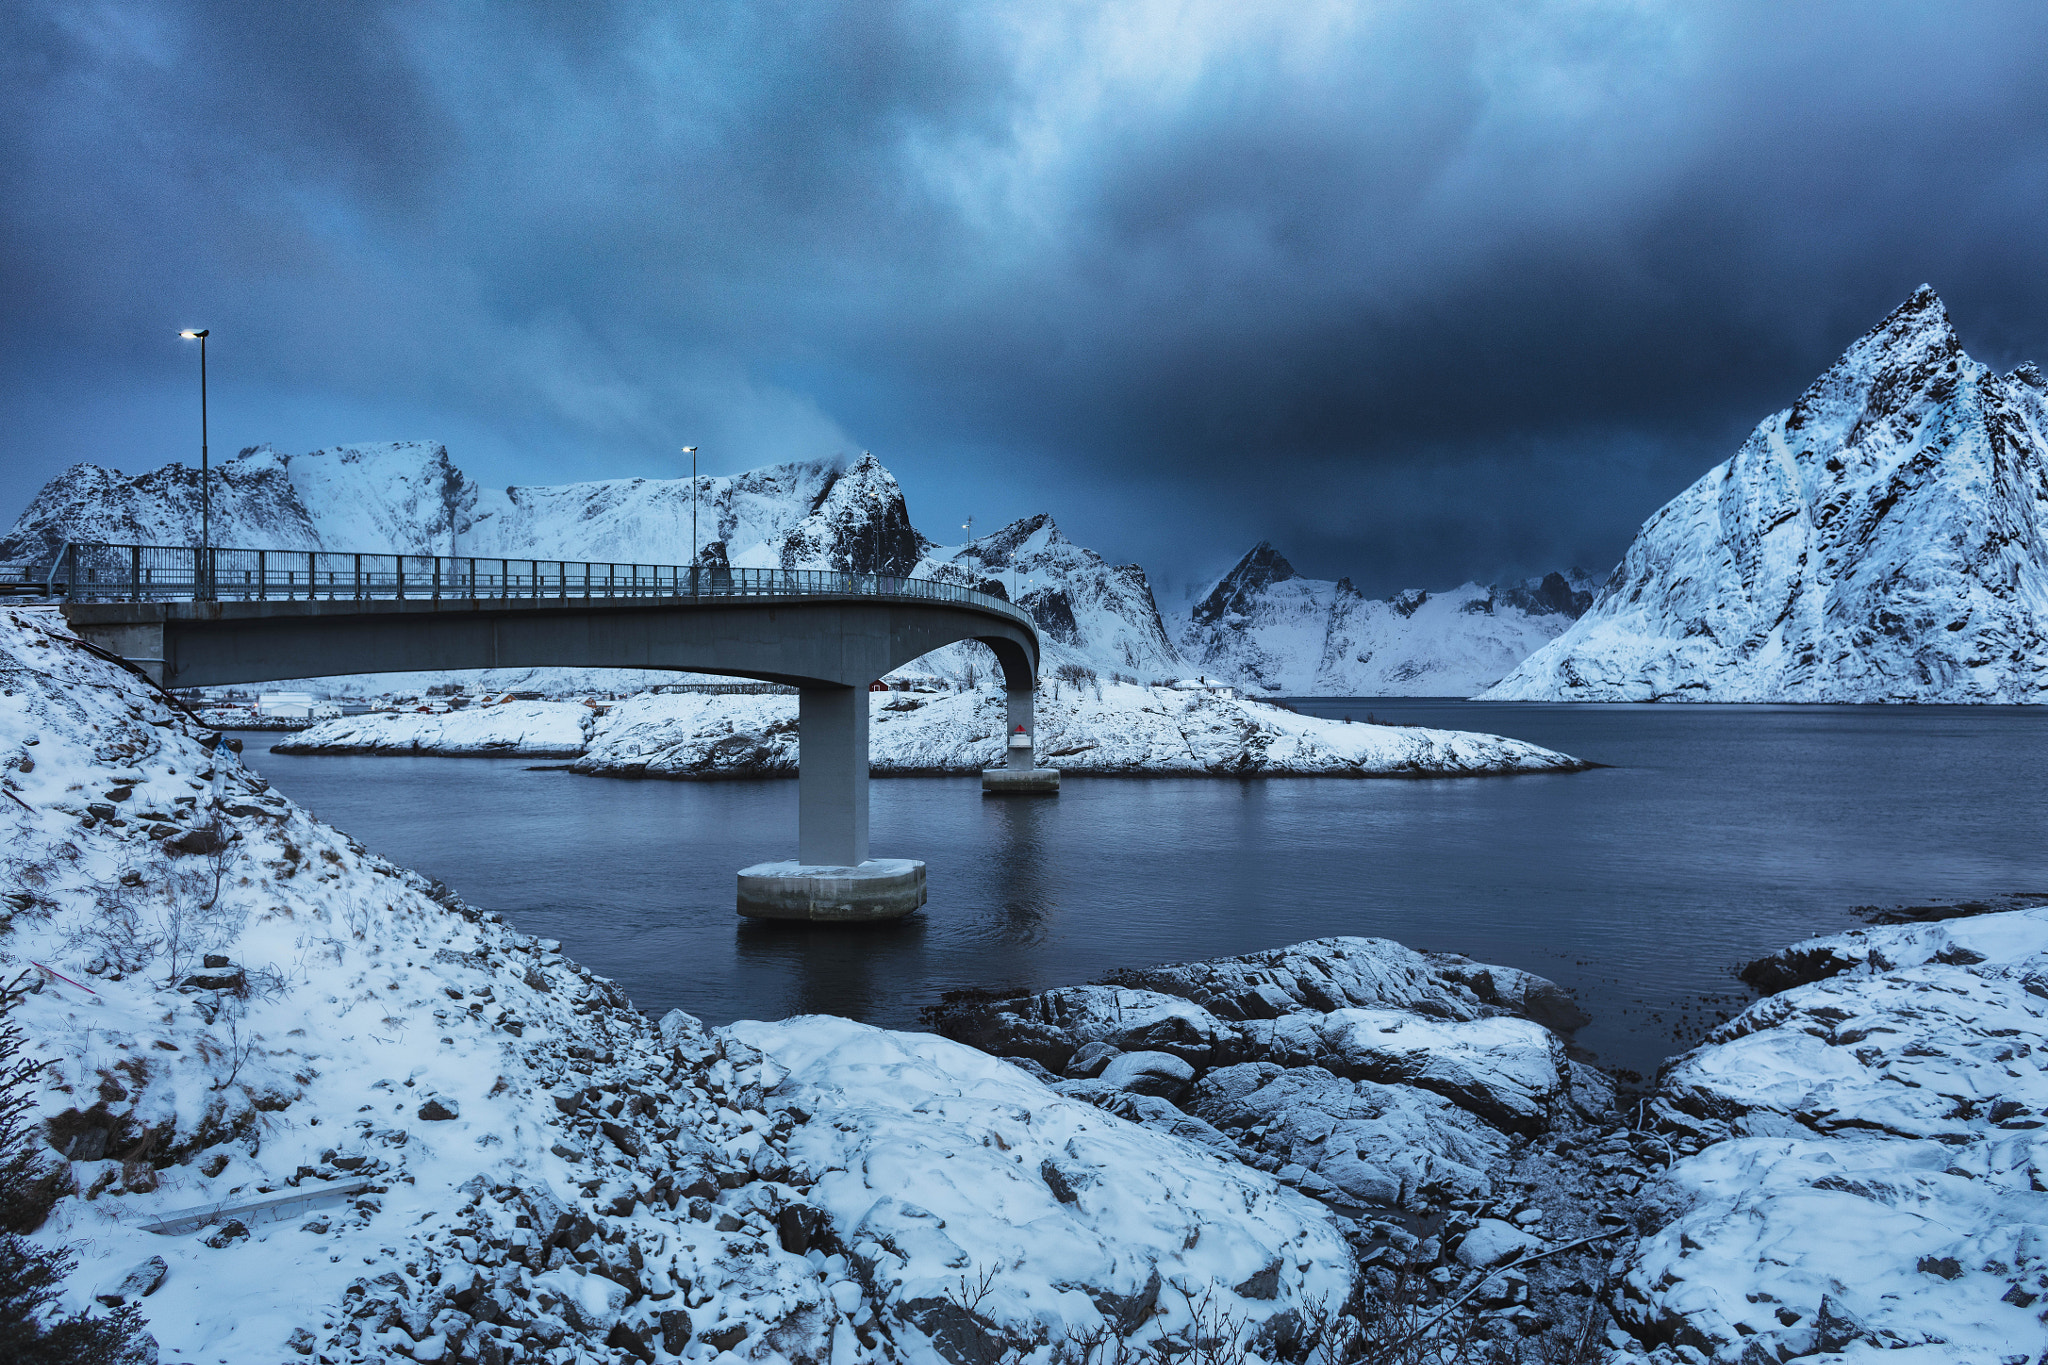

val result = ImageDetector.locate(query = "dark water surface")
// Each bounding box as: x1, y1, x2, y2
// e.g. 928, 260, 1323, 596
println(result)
232, 701, 2048, 1077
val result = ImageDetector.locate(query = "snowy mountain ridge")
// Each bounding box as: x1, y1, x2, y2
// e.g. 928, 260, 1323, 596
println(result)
1179, 542, 1596, 696
1485, 286, 2048, 702
3, 444, 1180, 684
912, 513, 1184, 680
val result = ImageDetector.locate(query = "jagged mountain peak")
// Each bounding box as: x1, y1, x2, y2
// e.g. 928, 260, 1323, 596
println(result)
1191, 541, 1299, 627
1783, 284, 1968, 443
967, 512, 1066, 568
1486, 290, 2048, 702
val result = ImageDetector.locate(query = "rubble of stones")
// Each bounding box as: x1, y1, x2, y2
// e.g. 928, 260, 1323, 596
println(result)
311, 1008, 854, 1365
926, 938, 1680, 1359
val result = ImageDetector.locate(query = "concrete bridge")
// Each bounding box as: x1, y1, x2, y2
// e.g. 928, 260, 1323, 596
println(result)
49, 542, 1054, 920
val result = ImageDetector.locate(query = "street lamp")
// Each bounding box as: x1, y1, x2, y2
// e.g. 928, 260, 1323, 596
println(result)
681, 447, 699, 595
178, 329, 211, 599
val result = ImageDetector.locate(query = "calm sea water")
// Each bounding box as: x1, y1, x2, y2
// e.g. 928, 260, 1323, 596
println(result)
231, 701, 2048, 1077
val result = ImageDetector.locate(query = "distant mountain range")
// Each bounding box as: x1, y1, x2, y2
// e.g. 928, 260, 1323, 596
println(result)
1486, 286, 2048, 702
1177, 542, 1595, 696
17, 287, 2047, 704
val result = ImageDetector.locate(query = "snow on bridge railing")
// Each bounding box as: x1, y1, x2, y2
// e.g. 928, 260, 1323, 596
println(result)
34, 542, 1031, 627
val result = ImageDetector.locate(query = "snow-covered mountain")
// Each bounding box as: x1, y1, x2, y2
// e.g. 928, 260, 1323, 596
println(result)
911, 513, 1184, 680
1, 441, 922, 574
1179, 542, 1594, 696
3, 444, 1180, 685
1485, 287, 2048, 702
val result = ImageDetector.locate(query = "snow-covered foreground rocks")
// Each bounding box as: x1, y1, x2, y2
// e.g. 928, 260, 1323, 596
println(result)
725, 1017, 1352, 1362
928, 939, 1640, 1357
1618, 908, 2048, 1361
279, 682, 1590, 778
2, 606, 1383, 1364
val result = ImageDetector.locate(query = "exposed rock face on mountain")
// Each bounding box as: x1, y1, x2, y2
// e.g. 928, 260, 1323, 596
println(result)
1180, 542, 1593, 696
914, 513, 1185, 680
0, 445, 322, 559
1486, 287, 2048, 702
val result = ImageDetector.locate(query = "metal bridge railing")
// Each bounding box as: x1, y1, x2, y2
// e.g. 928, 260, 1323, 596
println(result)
27, 542, 1030, 629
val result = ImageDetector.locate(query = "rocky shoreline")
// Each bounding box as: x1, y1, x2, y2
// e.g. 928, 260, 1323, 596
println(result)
5, 604, 2041, 1363
273, 685, 1592, 779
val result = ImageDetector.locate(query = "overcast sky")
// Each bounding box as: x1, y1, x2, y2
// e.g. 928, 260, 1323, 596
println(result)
6, 1, 2048, 601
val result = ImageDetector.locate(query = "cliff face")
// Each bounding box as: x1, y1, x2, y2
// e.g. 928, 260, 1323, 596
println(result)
1485, 287, 2048, 702
1180, 542, 1594, 696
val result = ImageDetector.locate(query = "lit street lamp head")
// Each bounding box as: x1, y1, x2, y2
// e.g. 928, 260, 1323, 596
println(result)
179, 329, 209, 339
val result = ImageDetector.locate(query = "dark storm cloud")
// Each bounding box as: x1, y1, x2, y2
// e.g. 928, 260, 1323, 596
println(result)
6, 1, 2048, 600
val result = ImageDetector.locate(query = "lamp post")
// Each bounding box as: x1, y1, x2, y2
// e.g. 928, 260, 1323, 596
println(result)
178, 329, 211, 599
682, 446, 699, 595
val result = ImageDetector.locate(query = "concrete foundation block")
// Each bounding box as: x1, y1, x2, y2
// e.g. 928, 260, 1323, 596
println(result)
736, 858, 927, 922
982, 767, 1060, 794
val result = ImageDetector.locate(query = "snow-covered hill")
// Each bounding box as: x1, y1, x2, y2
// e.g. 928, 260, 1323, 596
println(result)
275, 683, 1591, 778
1179, 543, 1593, 696
1485, 287, 2048, 702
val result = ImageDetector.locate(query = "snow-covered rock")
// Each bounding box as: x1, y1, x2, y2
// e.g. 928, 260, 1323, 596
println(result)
724, 1017, 1354, 1363
1651, 908, 2048, 1145
273, 699, 594, 756
1486, 286, 2048, 702
1619, 1134, 2048, 1360
1613, 908, 2048, 1361
929, 935, 1593, 1226
1181, 542, 1594, 697
279, 682, 1589, 778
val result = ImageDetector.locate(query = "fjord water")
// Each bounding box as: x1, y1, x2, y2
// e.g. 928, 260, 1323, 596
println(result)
234, 701, 2048, 1077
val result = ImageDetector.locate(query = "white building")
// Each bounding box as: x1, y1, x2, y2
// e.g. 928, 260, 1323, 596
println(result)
256, 692, 317, 719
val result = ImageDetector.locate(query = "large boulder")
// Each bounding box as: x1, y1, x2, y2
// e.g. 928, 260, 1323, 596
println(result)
1262, 1009, 1567, 1136
1188, 1064, 1508, 1212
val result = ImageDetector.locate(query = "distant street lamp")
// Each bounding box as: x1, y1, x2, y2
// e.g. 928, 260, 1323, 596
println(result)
178, 329, 212, 599
682, 446, 699, 595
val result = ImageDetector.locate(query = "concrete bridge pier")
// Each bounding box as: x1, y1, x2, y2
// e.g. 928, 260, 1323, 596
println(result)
982, 683, 1060, 794
737, 684, 927, 922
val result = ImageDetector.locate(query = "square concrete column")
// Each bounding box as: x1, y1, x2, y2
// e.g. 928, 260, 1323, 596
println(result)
1005, 686, 1034, 768
798, 685, 868, 867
